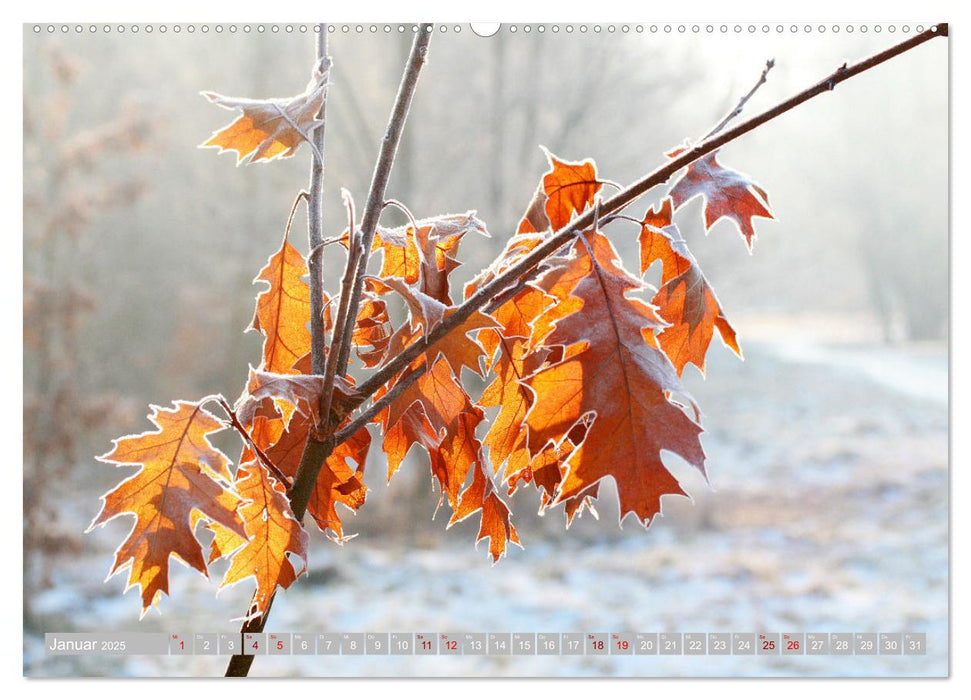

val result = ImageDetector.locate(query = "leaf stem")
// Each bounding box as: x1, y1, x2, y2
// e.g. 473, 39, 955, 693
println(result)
212, 397, 292, 491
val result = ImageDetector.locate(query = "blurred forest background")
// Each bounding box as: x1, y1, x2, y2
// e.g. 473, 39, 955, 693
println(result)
23, 24, 947, 677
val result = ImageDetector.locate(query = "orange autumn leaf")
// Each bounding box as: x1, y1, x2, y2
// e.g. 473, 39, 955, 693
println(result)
250, 231, 312, 375
373, 318, 518, 560
367, 276, 497, 380
480, 337, 548, 477
516, 149, 604, 234
449, 455, 521, 562
638, 198, 687, 280
523, 231, 707, 526
264, 412, 370, 542
638, 198, 741, 375
413, 213, 489, 303
369, 212, 488, 303
504, 429, 598, 526
212, 454, 308, 615
352, 292, 392, 367
668, 150, 774, 250
542, 150, 604, 231
479, 285, 552, 362
88, 401, 247, 615
201, 69, 328, 165
384, 355, 471, 435
377, 381, 517, 561
433, 408, 495, 512
380, 404, 441, 481
367, 277, 446, 333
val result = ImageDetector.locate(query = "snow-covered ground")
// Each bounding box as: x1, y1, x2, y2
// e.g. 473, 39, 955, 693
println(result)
24, 336, 948, 678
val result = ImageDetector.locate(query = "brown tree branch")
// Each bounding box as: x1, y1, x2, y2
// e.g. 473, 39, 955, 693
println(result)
225, 26, 331, 679
307, 32, 331, 376
333, 24, 433, 377
335, 23, 947, 441
288, 25, 434, 527
226, 27, 435, 677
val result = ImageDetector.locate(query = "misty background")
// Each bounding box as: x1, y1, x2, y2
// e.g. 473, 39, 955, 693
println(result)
23, 24, 947, 677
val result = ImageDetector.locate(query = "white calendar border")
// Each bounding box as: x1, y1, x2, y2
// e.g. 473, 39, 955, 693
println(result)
5, 0, 965, 697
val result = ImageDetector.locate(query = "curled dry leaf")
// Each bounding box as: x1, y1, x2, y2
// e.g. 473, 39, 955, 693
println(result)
370, 212, 489, 303
237, 367, 359, 431
517, 149, 604, 234
201, 70, 328, 165
352, 293, 392, 368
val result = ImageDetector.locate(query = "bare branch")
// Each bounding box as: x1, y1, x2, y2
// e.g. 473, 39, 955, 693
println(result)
226, 26, 330, 679
702, 59, 775, 140
307, 32, 332, 376
334, 25, 433, 377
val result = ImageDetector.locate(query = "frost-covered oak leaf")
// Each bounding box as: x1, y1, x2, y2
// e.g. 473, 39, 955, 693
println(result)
668, 150, 773, 250
249, 231, 312, 375
88, 401, 247, 615
524, 231, 707, 526
638, 198, 741, 375
201, 70, 328, 164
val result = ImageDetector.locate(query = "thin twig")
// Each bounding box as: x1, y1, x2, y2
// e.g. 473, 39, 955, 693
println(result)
301, 192, 360, 481
307, 233, 348, 263
284, 191, 310, 241
334, 25, 433, 377
213, 397, 292, 491
383, 198, 421, 233
307, 32, 331, 377
702, 58, 775, 140
225, 25, 331, 679
287, 26, 434, 530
